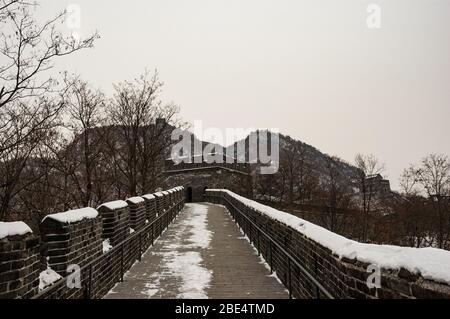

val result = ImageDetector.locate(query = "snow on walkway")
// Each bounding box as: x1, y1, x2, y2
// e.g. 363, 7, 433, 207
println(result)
157, 203, 213, 298
105, 203, 287, 299
106, 203, 213, 299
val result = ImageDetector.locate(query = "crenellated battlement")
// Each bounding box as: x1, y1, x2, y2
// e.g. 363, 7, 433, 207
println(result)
2, 187, 450, 299
0, 187, 185, 299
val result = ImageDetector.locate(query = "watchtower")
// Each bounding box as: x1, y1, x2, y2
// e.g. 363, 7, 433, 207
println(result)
163, 153, 253, 202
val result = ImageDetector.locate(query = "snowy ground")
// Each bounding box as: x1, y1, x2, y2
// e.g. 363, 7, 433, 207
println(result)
105, 203, 287, 299
106, 203, 214, 299
143, 203, 213, 299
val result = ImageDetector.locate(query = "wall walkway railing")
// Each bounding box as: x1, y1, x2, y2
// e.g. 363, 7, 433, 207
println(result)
32, 197, 184, 299
205, 189, 450, 299
206, 192, 334, 299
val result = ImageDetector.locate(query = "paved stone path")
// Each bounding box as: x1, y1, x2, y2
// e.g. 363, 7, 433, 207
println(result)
105, 203, 288, 299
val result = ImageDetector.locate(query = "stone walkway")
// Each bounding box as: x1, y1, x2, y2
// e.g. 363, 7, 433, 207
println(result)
105, 203, 288, 299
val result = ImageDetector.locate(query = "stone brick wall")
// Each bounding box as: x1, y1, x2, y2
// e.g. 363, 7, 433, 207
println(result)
98, 201, 130, 247
33, 188, 184, 299
40, 214, 102, 276
1, 187, 185, 299
167, 190, 175, 207
205, 190, 450, 299
154, 193, 164, 214
126, 198, 146, 231
142, 194, 157, 224
0, 230, 40, 299
164, 166, 253, 202
165, 158, 250, 174
175, 187, 185, 210
162, 191, 170, 211
153, 193, 165, 236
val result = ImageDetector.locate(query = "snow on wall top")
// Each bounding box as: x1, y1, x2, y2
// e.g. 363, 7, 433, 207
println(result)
43, 208, 98, 224
154, 192, 164, 197
126, 197, 145, 204
142, 194, 155, 200
208, 189, 450, 285
0, 222, 33, 239
162, 191, 169, 195
98, 200, 128, 210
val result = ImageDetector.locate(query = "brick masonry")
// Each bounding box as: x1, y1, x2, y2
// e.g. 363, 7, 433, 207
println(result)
0, 232, 40, 299
126, 199, 146, 232
0, 187, 185, 299
7, 186, 449, 299
205, 190, 450, 299
34, 188, 184, 299
142, 195, 157, 224
164, 163, 253, 203
162, 191, 170, 211
154, 193, 164, 214
98, 202, 130, 247
4, 188, 182, 299
40, 215, 103, 276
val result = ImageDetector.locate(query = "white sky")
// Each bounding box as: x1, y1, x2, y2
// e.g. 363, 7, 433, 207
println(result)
36, 0, 450, 190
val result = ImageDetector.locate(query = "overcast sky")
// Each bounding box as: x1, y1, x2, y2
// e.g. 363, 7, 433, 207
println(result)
37, 0, 450, 190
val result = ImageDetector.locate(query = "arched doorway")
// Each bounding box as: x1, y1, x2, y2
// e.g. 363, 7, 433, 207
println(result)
202, 186, 209, 201
186, 187, 193, 203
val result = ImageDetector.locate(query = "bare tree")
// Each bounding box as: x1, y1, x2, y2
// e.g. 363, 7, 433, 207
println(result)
0, 98, 59, 219
354, 153, 385, 242
320, 156, 353, 232
0, 1, 97, 220
0, 1, 98, 110
390, 170, 431, 248
137, 107, 179, 193
279, 141, 313, 205
108, 70, 181, 196
279, 145, 300, 205
11, 132, 73, 228
62, 75, 106, 207
399, 168, 419, 196
0, 0, 98, 164
407, 154, 450, 248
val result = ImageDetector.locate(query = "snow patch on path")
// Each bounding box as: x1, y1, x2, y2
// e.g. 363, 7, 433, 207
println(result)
182, 203, 212, 249
144, 277, 161, 298
140, 203, 213, 299
166, 251, 211, 299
